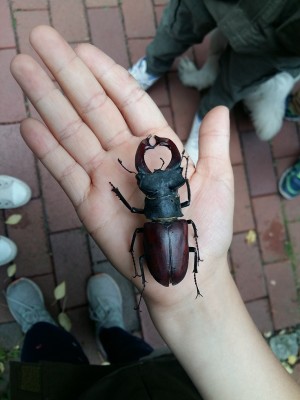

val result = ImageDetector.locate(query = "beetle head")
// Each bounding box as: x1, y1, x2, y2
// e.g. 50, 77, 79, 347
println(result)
135, 136, 185, 196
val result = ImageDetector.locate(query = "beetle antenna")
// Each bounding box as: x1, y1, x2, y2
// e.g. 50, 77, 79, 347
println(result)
118, 158, 136, 174
159, 157, 165, 170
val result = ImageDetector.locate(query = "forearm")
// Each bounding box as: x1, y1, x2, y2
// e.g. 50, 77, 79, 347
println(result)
148, 259, 300, 400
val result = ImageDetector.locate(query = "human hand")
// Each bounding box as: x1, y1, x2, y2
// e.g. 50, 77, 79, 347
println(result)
10, 26, 233, 311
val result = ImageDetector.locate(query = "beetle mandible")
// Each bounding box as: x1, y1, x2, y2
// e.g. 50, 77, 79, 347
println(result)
109, 135, 202, 305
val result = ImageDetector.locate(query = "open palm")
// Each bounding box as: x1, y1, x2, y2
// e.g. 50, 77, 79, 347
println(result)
11, 26, 234, 308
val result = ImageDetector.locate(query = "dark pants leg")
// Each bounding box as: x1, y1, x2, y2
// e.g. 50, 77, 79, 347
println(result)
22, 322, 153, 365
99, 327, 154, 363
21, 322, 89, 364
146, 0, 216, 75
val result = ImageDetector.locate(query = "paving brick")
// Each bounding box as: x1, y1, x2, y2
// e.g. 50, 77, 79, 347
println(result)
139, 299, 167, 349
0, 268, 15, 323
12, 0, 48, 9
85, 0, 118, 7
14, 10, 51, 76
88, 7, 129, 68
51, 229, 92, 309
38, 162, 81, 232
89, 235, 107, 264
127, 38, 151, 65
93, 260, 140, 332
6, 198, 52, 277
0, 0, 15, 49
67, 306, 103, 364
234, 103, 254, 133
241, 131, 277, 196
288, 221, 300, 276
232, 165, 254, 233
276, 157, 300, 223
32, 274, 60, 318
265, 261, 300, 330
245, 299, 273, 333
271, 121, 299, 159
159, 106, 174, 131
168, 72, 200, 143
122, 0, 156, 39
0, 49, 27, 122
230, 113, 243, 165
252, 195, 286, 263
231, 233, 267, 302
292, 364, 300, 386
50, 0, 89, 42
0, 124, 39, 198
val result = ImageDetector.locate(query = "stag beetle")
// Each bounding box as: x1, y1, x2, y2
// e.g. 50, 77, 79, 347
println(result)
109, 135, 202, 305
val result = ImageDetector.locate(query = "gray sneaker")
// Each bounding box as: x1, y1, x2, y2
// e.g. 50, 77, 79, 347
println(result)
87, 273, 125, 335
128, 57, 161, 90
0, 175, 31, 209
6, 278, 56, 333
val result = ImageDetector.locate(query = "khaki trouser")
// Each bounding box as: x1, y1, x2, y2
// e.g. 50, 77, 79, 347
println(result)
146, 0, 300, 117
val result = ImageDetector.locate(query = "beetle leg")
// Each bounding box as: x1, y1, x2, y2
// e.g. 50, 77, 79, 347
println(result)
129, 227, 144, 278
134, 255, 147, 311
180, 178, 191, 208
189, 247, 202, 298
109, 182, 144, 214
187, 219, 203, 263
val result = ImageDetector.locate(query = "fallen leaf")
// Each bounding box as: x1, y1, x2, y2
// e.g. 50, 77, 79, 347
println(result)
58, 312, 72, 332
7, 264, 17, 278
54, 281, 66, 301
245, 229, 257, 245
5, 214, 22, 225
288, 355, 298, 365
0, 361, 5, 374
281, 361, 293, 374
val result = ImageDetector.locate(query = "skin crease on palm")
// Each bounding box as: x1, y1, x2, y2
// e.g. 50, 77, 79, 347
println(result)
10, 25, 234, 312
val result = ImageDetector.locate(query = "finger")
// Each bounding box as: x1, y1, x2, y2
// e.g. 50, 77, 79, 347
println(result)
197, 106, 231, 175
29, 25, 132, 150
75, 43, 182, 148
20, 118, 90, 208
11, 54, 105, 174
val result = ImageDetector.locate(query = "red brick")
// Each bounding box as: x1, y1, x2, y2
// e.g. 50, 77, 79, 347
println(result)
139, 299, 167, 349
252, 195, 286, 263
168, 72, 200, 142
193, 34, 211, 69
288, 221, 300, 276
233, 165, 255, 233
159, 106, 174, 131
6, 199, 52, 277
0, 0, 15, 48
265, 261, 299, 330
0, 50, 27, 122
271, 121, 299, 159
0, 124, 39, 198
88, 7, 129, 68
276, 157, 300, 222
85, 0, 118, 6
12, 0, 48, 9
230, 113, 243, 165
38, 162, 81, 232
0, 267, 15, 323
50, 0, 89, 42
128, 38, 151, 64
231, 233, 267, 302
67, 306, 103, 364
32, 274, 60, 318
245, 299, 273, 333
242, 131, 277, 196
122, 0, 156, 39
51, 229, 92, 309
234, 103, 254, 133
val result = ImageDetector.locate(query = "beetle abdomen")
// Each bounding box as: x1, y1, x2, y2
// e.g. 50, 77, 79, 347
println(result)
143, 220, 189, 286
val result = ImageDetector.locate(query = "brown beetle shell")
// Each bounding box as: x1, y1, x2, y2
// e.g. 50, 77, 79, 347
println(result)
143, 220, 189, 286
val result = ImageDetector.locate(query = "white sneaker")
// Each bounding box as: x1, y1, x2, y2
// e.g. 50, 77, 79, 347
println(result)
184, 114, 202, 164
0, 175, 31, 209
0, 236, 17, 266
128, 57, 161, 90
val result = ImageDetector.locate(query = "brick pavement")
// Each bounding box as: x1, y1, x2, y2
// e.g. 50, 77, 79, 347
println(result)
0, 0, 300, 373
